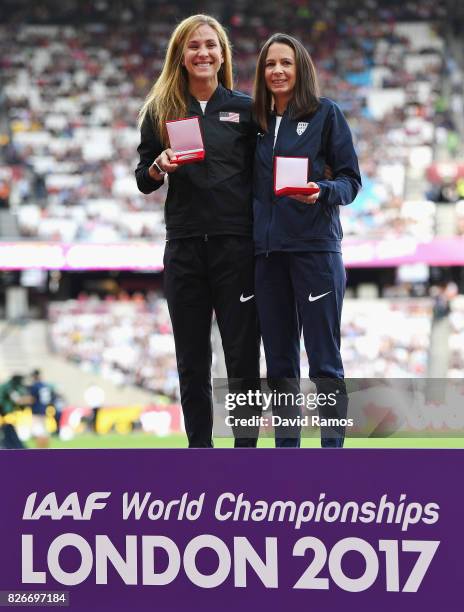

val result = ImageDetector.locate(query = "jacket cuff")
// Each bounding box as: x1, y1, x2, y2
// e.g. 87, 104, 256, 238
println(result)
316, 181, 329, 201
144, 167, 164, 188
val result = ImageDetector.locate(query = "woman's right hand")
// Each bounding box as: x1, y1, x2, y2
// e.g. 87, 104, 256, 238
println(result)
149, 148, 179, 180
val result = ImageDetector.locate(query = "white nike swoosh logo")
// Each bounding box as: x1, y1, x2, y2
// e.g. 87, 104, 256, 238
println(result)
308, 291, 332, 302
240, 294, 254, 303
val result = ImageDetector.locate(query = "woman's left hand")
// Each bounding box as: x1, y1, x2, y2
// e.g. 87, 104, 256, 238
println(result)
290, 182, 320, 205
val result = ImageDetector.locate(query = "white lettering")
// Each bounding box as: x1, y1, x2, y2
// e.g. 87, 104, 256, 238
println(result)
184, 535, 231, 588
21, 535, 46, 583
95, 535, 137, 584
47, 534, 93, 586
234, 537, 278, 588
142, 536, 181, 585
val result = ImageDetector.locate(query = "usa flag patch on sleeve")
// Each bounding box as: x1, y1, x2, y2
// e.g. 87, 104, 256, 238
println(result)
219, 111, 240, 123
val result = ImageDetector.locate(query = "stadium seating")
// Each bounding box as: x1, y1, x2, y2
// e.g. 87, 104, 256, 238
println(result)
338, 298, 433, 377
49, 296, 434, 391
0, 0, 454, 242
48, 295, 179, 399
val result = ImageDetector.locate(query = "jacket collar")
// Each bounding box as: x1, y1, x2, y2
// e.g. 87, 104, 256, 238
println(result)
187, 83, 227, 114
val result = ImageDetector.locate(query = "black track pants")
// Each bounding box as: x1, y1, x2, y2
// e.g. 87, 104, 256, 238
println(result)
164, 236, 261, 448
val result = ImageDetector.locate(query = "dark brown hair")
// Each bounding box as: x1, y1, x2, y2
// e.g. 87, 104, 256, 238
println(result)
253, 33, 320, 132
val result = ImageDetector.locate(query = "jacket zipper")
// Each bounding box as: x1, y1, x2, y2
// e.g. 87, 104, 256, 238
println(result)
265, 209, 273, 257
266, 113, 284, 257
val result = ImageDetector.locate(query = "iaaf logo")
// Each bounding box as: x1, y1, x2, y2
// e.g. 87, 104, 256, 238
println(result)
296, 122, 308, 135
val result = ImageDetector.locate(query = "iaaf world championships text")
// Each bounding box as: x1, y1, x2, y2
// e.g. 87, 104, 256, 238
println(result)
24, 491, 439, 533
20, 492, 441, 589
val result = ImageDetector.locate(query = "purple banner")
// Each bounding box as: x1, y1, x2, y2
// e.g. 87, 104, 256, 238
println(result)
0, 450, 460, 610
343, 237, 464, 267
0, 243, 164, 271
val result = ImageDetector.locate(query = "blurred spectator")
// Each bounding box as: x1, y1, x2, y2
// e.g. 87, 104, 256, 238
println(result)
0, 180, 10, 208
448, 295, 464, 377
28, 368, 58, 447
84, 383, 105, 433
0, 374, 33, 449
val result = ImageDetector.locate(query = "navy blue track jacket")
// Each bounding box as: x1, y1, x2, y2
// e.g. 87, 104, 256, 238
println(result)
253, 97, 362, 254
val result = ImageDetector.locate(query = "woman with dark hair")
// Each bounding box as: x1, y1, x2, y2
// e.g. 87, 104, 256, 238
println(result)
252, 33, 362, 448
135, 15, 260, 448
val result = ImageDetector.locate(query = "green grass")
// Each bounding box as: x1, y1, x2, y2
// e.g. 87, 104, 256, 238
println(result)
26, 433, 464, 449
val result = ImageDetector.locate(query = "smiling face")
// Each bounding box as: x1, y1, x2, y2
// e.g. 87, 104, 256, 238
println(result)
264, 42, 297, 110
182, 24, 223, 88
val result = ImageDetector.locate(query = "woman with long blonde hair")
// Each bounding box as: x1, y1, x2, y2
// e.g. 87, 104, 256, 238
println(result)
136, 15, 260, 448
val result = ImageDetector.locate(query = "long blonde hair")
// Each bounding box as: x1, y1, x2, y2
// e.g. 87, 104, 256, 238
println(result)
138, 14, 234, 146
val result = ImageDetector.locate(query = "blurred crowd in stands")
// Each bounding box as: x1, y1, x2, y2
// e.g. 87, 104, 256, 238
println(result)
48, 292, 179, 398
326, 299, 431, 377
48, 293, 436, 393
0, 0, 461, 242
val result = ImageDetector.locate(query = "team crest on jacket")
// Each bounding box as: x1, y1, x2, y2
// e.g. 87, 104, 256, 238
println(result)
297, 122, 308, 135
